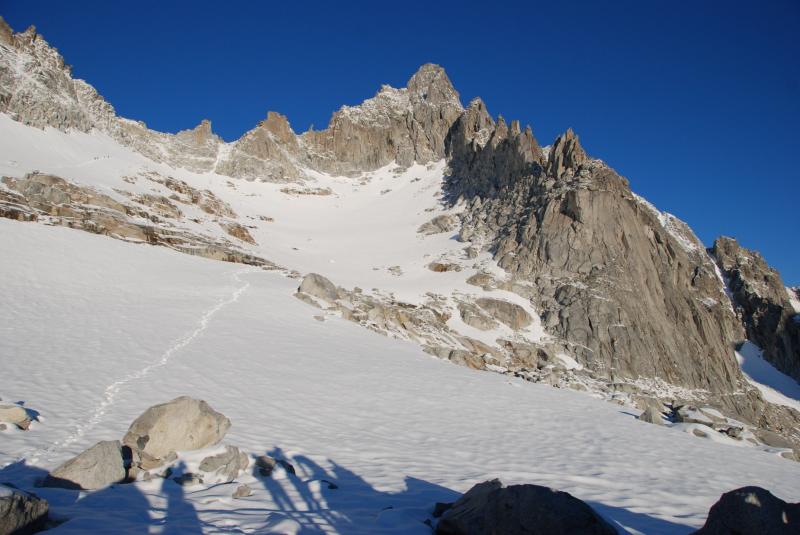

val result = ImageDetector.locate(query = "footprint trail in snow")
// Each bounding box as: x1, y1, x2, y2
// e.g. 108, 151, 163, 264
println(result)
25, 267, 254, 465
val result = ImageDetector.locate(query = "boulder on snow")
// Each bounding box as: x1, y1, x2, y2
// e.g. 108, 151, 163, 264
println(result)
44, 440, 125, 490
475, 298, 532, 330
122, 397, 231, 460
0, 484, 49, 535
297, 273, 339, 303
436, 479, 617, 535
637, 406, 665, 426
199, 445, 250, 483
232, 484, 253, 499
418, 214, 458, 235
0, 403, 31, 430
692, 486, 799, 534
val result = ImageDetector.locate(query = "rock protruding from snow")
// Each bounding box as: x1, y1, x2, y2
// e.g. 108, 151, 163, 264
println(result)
638, 406, 665, 425
0, 403, 31, 430
297, 273, 340, 304
44, 440, 126, 490
122, 396, 231, 460
436, 479, 617, 535
0, 484, 49, 535
418, 214, 458, 235
198, 445, 250, 483
712, 236, 800, 382
692, 486, 799, 535
475, 298, 532, 331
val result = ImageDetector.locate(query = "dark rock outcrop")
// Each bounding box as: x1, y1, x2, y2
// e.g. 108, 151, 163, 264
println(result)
712, 237, 800, 381
436, 479, 617, 535
0, 484, 49, 535
692, 486, 799, 535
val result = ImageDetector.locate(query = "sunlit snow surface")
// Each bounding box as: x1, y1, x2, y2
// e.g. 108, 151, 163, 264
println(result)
1, 221, 799, 534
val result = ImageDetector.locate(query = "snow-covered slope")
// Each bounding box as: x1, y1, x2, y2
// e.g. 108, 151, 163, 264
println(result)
1, 220, 799, 534
0, 113, 547, 348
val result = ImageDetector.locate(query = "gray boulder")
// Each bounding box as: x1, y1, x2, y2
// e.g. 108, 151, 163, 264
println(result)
418, 215, 458, 235
298, 273, 339, 303
637, 406, 665, 425
475, 298, 532, 330
0, 403, 31, 430
199, 446, 250, 483
44, 440, 125, 490
122, 397, 230, 460
459, 303, 499, 331
0, 484, 48, 535
436, 479, 617, 535
692, 486, 799, 534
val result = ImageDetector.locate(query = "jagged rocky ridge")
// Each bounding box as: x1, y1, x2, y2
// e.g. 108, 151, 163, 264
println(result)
1, 17, 798, 452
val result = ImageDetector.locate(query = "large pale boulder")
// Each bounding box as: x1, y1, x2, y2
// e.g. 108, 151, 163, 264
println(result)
475, 298, 532, 330
297, 273, 339, 303
122, 397, 230, 460
692, 486, 799, 534
0, 485, 49, 535
44, 440, 125, 490
436, 479, 617, 535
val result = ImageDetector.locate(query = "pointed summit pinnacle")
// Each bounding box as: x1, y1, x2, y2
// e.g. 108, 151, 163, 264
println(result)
548, 128, 587, 178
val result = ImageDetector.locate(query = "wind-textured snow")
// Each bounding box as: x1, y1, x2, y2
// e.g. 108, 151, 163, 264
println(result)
1, 220, 799, 534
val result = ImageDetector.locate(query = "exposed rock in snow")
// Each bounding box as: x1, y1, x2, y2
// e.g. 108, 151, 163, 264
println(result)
198, 445, 250, 483
44, 440, 125, 490
692, 486, 799, 535
436, 479, 617, 535
122, 396, 231, 460
0, 483, 49, 535
418, 214, 458, 235
638, 405, 666, 425
475, 298, 532, 331
0, 403, 31, 430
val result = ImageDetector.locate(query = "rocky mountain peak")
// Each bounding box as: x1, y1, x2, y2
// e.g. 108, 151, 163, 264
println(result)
259, 111, 297, 146
406, 63, 462, 110
548, 128, 587, 178
185, 119, 215, 144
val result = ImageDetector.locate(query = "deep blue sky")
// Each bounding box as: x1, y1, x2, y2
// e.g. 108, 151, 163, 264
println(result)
4, 1, 799, 283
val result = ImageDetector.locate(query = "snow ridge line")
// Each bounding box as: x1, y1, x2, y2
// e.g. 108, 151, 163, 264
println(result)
25, 267, 253, 464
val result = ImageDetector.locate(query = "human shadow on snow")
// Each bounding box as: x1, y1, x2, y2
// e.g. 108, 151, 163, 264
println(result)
255, 446, 460, 534
0, 458, 204, 533
1, 451, 698, 534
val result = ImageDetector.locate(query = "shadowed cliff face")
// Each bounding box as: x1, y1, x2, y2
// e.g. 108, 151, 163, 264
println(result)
713, 237, 800, 382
